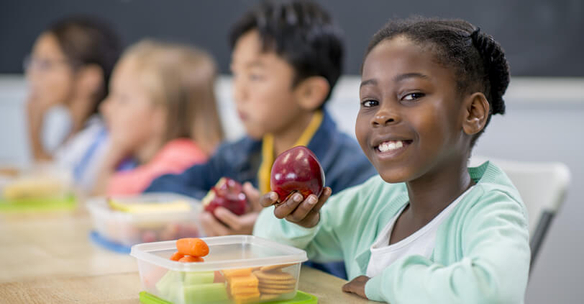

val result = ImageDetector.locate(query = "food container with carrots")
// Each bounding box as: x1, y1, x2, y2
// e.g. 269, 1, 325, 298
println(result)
131, 236, 308, 304
87, 193, 202, 248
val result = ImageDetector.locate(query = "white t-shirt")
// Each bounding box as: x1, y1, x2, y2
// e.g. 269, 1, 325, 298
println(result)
54, 115, 110, 193
366, 186, 474, 278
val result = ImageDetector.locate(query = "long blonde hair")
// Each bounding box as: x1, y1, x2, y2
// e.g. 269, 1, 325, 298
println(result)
121, 40, 224, 155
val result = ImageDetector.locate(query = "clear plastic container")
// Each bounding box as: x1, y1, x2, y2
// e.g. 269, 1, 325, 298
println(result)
131, 235, 308, 304
87, 193, 202, 247
0, 163, 75, 212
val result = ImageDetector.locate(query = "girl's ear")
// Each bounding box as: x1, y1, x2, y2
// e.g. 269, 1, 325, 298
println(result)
462, 92, 490, 135
294, 76, 330, 111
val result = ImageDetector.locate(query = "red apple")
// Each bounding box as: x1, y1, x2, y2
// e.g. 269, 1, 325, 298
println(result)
270, 146, 325, 203
202, 177, 247, 216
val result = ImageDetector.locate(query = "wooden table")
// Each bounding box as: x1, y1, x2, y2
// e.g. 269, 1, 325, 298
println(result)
0, 207, 372, 303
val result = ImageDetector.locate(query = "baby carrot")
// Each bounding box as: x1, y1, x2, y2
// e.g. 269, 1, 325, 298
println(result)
178, 255, 205, 263
176, 238, 209, 257
170, 251, 185, 261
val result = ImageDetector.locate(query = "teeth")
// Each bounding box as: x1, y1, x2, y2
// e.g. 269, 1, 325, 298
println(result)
378, 140, 405, 152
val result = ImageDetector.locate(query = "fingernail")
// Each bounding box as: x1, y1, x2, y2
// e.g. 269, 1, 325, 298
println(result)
308, 196, 317, 205
270, 192, 277, 201
294, 193, 302, 202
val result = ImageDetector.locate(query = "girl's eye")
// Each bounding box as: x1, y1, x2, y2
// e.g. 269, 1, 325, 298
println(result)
402, 92, 425, 101
361, 100, 379, 107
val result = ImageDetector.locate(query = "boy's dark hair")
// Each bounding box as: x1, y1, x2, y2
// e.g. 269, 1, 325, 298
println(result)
365, 17, 510, 147
229, 0, 344, 105
48, 16, 122, 115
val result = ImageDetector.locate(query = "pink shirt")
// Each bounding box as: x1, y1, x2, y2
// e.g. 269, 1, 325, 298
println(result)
107, 139, 207, 195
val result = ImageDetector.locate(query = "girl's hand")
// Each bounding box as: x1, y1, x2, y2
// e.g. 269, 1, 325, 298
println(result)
259, 187, 332, 228
342, 275, 370, 299
199, 182, 262, 236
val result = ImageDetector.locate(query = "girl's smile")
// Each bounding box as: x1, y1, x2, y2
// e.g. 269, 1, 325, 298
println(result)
372, 138, 413, 160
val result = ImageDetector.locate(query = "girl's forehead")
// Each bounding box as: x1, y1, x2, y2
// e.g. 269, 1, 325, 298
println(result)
365, 37, 430, 69
362, 37, 454, 85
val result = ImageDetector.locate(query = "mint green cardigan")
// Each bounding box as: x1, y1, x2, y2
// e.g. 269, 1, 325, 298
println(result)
254, 161, 530, 303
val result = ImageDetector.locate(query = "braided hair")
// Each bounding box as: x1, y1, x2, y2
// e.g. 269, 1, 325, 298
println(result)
365, 17, 510, 146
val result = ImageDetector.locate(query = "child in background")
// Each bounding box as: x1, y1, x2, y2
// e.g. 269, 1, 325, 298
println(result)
93, 40, 223, 196
145, 0, 376, 278
25, 16, 121, 192
255, 18, 530, 303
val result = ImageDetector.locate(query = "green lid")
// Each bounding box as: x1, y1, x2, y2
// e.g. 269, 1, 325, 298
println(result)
139, 290, 318, 304
0, 194, 76, 212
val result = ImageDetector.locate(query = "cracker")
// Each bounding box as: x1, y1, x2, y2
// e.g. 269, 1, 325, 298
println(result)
259, 285, 295, 291
258, 278, 295, 284
259, 282, 295, 287
259, 263, 296, 272
253, 270, 294, 281
258, 281, 296, 287
259, 287, 295, 295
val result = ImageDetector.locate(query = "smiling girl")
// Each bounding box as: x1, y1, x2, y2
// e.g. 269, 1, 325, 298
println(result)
255, 17, 530, 303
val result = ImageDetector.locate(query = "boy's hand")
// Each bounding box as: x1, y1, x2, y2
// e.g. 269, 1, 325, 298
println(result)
259, 187, 332, 228
342, 275, 369, 299
199, 182, 262, 236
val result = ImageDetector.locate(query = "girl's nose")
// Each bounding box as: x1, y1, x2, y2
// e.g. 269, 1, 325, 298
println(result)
371, 103, 400, 127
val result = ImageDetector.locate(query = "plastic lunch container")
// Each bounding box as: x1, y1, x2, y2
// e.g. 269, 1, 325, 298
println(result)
131, 235, 308, 304
0, 163, 75, 212
87, 193, 202, 247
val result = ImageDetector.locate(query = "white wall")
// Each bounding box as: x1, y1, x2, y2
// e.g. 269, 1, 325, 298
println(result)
0, 77, 30, 166
1, 75, 583, 303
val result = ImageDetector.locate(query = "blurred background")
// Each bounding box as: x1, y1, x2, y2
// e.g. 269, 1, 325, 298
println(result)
1, 0, 583, 303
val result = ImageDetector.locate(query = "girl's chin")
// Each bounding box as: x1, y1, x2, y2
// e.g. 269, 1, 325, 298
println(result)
377, 170, 411, 184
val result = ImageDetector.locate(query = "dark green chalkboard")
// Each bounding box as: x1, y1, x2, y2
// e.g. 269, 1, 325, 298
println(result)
1, 0, 582, 76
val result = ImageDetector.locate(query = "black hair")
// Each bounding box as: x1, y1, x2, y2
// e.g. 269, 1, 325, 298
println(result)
229, 0, 344, 105
48, 16, 122, 115
365, 17, 510, 147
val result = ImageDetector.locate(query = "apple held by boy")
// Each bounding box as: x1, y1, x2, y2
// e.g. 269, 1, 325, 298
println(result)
202, 177, 247, 217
